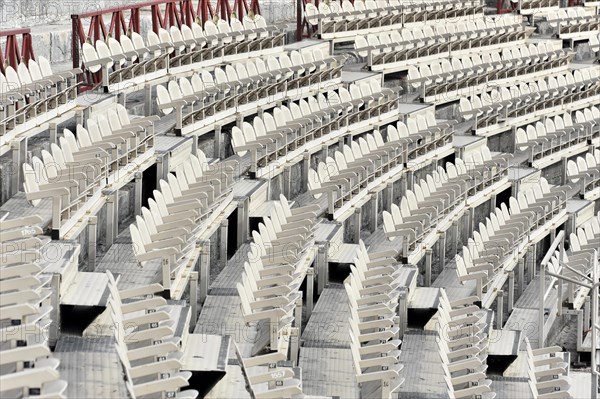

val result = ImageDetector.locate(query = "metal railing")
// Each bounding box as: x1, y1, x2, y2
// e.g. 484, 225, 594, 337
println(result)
71, 0, 261, 90
541, 231, 599, 398
0, 28, 35, 75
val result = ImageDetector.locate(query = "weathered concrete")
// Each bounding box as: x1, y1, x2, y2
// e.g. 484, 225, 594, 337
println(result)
486, 128, 515, 154
2, 1, 146, 29
543, 160, 567, 186
290, 162, 303, 198
573, 41, 596, 62
64, 182, 134, 269
199, 132, 217, 160
269, 173, 284, 199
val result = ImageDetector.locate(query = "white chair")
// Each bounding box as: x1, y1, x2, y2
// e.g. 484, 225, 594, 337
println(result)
106, 272, 198, 399
346, 242, 405, 399
524, 337, 571, 398
0, 214, 66, 398
235, 342, 302, 399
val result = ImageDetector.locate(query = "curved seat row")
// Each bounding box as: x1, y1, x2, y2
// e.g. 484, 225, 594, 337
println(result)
82, 15, 283, 91
459, 68, 600, 131
306, 0, 483, 39
235, 344, 303, 398
308, 114, 453, 216
568, 212, 600, 289
383, 148, 510, 261
156, 47, 343, 134
346, 242, 405, 398
570, 215, 600, 257
0, 56, 80, 137
354, 15, 531, 71
0, 215, 68, 399
456, 180, 573, 305
408, 42, 571, 101
237, 195, 318, 351
524, 337, 571, 398
22, 104, 156, 236
437, 289, 496, 399
232, 80, 398, 176
23, 149, 105, 234
544, 212, 600, 309
568, 151, 600, 196
130, 152, 236, 294
519, 0, 560, 14
106, 272, 198, 398
516, 105, 599, 165
545, 7, 599, 39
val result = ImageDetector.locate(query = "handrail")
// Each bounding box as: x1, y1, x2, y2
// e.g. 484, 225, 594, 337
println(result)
0, 28, 32, 36
540, 230, 564, 268
77, 0, 178, 18
542, 229, 599, 395
0, 28, 35, 75
70, 0, 261, 90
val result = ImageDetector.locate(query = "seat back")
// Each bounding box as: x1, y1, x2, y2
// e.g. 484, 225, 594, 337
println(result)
16, 63, 33, 85
156, 85, 173, 114
212, 20, 232, 47
81, 43, 101, 73
96, 40, 115, 70
169, 26, 186, 52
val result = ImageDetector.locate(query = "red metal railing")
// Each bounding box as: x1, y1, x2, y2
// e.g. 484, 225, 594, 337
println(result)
298, 0, 320, 41
233, 0, 261, 21
0, 28, 35, 75
496, 0, 515, 15
71, 0, 260, 90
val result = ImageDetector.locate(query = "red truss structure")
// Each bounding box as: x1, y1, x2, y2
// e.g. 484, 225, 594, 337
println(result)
299, 0, 320, 41
0, 28, 35, 76
71, 0, 260, 90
